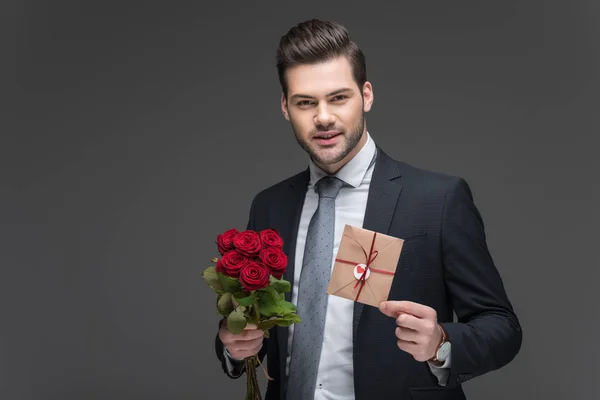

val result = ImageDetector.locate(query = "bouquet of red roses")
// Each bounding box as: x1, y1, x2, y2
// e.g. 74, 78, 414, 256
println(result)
202, 228, 301, 400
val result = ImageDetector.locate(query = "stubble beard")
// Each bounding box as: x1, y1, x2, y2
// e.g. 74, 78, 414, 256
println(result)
292, 112, 366, 166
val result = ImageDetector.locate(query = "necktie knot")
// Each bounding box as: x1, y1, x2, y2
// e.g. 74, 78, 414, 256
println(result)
316, 176, 344, 199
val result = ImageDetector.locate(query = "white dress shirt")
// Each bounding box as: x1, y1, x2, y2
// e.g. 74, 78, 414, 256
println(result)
226, 132, 450, 397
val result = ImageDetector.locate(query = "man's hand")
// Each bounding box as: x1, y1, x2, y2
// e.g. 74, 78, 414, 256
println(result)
379, 301, 443, 362
219, 320, 264, 361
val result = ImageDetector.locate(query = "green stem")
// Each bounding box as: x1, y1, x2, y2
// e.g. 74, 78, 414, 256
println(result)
244, 355, 262, 400
252, 304, 260, 324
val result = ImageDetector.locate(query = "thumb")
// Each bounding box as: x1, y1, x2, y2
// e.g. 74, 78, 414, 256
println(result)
379, 301, 403, 318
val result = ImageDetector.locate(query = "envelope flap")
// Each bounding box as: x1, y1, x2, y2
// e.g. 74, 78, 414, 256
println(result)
338, 225, 370, 264
366, 231, 403, 273
327, 267, 358, 294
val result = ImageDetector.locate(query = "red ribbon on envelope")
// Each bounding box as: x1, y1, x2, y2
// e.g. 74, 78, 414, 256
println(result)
334, 232, 394, 301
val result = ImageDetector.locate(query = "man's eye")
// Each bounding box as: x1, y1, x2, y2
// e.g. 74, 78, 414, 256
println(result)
297, 100, 314, 107
332, 95, 347, 101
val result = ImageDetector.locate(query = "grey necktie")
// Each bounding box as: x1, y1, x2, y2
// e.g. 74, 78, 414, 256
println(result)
286, 176, 345, 400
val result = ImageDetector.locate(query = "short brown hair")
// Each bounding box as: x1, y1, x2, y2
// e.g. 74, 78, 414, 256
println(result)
276, 19, 367, 98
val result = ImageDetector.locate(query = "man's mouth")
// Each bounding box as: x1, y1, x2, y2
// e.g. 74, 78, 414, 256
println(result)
314, 131, 342, 139
313, 131, 342, 146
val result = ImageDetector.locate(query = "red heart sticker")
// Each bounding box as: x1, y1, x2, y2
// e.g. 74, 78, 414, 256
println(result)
353, 264, 371, 280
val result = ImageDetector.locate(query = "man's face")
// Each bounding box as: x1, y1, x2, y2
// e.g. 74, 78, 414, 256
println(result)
281, 55, 373, 174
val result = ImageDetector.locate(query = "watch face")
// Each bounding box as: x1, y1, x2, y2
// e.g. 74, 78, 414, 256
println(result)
437, 342, 451, 361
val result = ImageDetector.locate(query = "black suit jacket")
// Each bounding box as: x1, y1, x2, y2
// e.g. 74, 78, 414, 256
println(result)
216, 146, 522, 400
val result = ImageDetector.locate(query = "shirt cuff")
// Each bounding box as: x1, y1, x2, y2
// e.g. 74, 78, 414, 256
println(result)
427, 344, 451, 386
223, 347, 245, 377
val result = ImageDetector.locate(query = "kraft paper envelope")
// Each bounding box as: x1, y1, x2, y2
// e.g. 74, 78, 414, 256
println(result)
327, 224, 404, 308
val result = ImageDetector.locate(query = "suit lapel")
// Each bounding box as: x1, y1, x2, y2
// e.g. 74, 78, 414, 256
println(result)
277, 168, 309, 397
280, 168, 309, 300
353, 147, 404, 345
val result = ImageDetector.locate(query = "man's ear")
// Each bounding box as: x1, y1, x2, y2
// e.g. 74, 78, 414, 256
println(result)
362, 81, 374, 113
281, 93, 290, 121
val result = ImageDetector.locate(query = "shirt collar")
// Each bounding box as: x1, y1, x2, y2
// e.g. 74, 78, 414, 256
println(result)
308, 131, 376, 189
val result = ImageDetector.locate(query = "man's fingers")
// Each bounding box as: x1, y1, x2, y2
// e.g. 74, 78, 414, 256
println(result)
222, 320, 258, 331
228, 341, 263, 360
220, 324, 264, 345
379, 301, 435, 319
396, 338, 432, 362
228, 349, 249, 361
221, 321, 264, 360
239, 328, 265, 340
396, 338, 418, 354
230, 349, 259, 360
247, 341, 263, 355
229, 335, 264, 350
395, 326, 420, 343
223, 330, 264, 345
379, 302, 440, 363
395, 313, 426, 332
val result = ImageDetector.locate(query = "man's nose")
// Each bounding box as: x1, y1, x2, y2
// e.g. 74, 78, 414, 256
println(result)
314, 105, 336, 127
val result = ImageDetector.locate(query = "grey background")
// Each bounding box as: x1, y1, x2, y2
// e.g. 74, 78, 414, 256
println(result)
4, 0, 599, 399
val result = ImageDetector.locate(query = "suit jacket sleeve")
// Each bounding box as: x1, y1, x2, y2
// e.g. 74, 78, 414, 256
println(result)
439, 177, 522, 386
214, 194, 269, 378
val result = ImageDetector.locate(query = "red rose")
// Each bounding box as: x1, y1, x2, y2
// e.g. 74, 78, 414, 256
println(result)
233, 230, 262, 257
216, 250, 249, 277
216, 228, 239, 255
239, 261, 270, 291
260, 229, 284, 248
259, 247, 287, 279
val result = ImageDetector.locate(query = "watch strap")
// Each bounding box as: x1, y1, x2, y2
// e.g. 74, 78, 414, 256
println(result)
430, 324, 448, 362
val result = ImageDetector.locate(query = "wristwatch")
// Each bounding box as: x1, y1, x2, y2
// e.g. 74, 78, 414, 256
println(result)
430, 324, 451, 363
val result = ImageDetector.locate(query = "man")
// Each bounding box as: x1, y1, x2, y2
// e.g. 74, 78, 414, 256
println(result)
215, 19, 522, 400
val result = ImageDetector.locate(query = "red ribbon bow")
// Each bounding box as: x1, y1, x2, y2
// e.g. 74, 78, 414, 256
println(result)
335, 231, 394, 301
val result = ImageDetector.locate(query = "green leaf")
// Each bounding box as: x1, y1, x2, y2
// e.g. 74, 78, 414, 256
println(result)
257, 287, 283, 317
264, 285, 283, 299
202, 267, 224, 293
279, 313, 301, 326
242, 305, 260, 326
285, 317, 301, 326
258, 301, 282, 317
227, 306, 247, 334
217, 292, 234, 316
269, 275, 291, 294
257, 317, 285, 330
218, 272, 243, 293
233, 292, 257, 307
280, 300, 297, 313
257, 313, 301, 330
